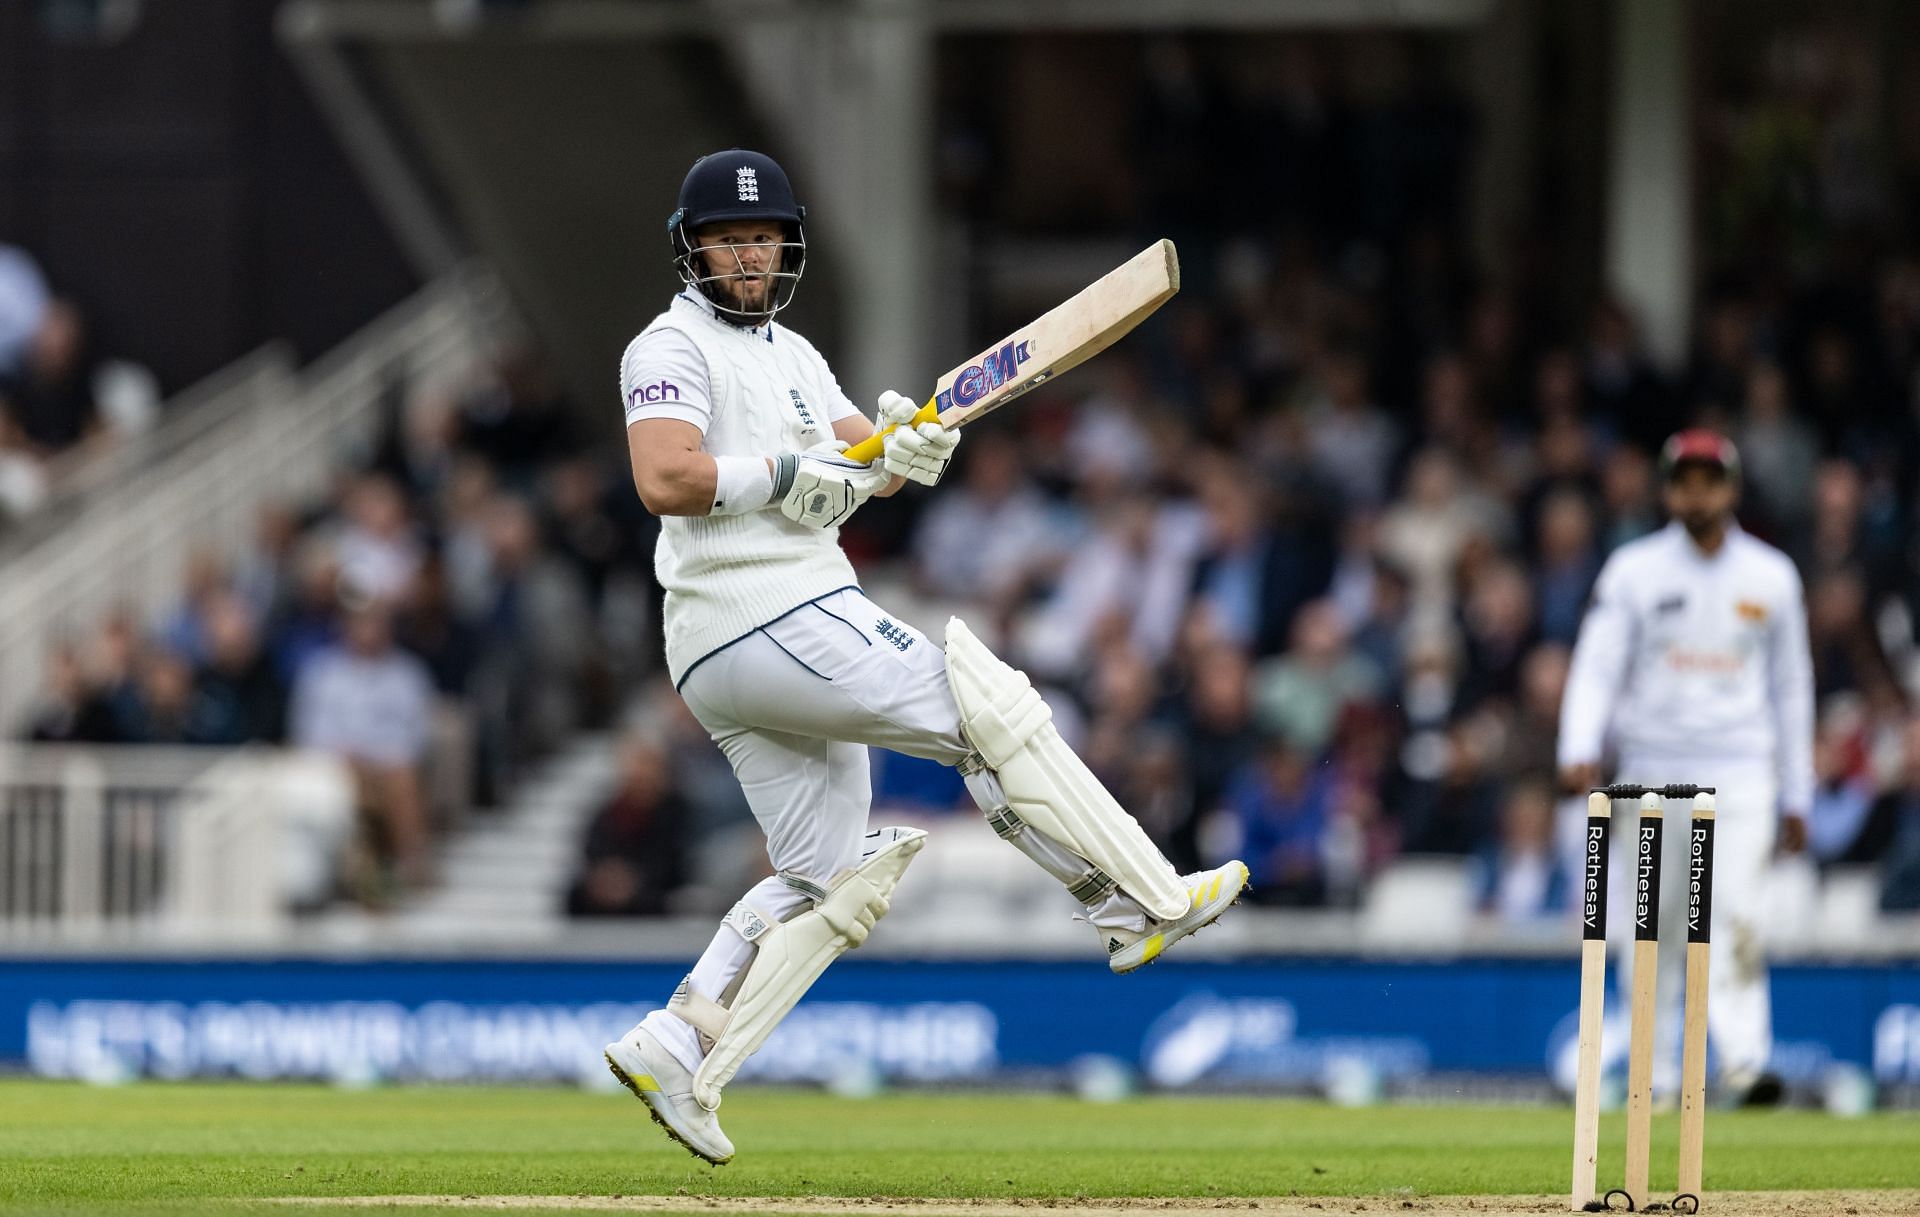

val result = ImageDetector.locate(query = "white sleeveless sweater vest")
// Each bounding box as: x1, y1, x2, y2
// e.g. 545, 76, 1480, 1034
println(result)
630, 294, 860, 684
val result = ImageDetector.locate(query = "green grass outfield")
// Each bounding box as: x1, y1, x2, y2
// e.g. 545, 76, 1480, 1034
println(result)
1, 1081, 1917, 1216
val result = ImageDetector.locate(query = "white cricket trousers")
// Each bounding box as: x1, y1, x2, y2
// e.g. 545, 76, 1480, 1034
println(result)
1610, 755, 1778, 1094
636, 589, 976, 1070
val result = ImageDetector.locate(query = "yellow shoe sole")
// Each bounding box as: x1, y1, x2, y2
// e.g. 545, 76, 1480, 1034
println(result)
1111, 860, 1250, 974
605, 1050, 732, 1166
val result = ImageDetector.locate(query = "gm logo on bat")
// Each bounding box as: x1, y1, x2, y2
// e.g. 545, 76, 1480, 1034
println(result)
938, 340, 1034, 410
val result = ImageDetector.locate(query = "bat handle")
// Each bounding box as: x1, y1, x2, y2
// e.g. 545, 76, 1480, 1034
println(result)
843, 398, 940, 465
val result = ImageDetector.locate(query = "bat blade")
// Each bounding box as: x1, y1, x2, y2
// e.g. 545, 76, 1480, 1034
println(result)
931, 237, 1179, 429
844, 239, 1179, 464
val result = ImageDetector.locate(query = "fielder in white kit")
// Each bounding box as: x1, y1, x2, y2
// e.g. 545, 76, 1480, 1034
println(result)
603, 150, 1249, 1163
1558, 429, 1812, 1105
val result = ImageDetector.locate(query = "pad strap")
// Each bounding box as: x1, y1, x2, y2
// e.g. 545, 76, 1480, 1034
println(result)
690, 827, 926, 1110
671, 898, 781, 1050
983, 800, 1024, 841
1068, 868, 1119, 904
779, 872, 830, 905
667, 978, 732, 1041
964, 766, 1119, 907
945, 618, 1187, 920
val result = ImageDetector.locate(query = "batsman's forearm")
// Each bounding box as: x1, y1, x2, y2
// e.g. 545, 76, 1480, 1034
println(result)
634, 451, 778, 517
631, 449, 717, 516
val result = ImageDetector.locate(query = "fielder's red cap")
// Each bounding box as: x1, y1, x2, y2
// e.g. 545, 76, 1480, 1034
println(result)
1659, 429, 1741, 482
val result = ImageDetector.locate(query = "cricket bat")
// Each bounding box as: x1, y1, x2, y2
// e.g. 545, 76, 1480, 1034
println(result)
843, 239, 1180, 466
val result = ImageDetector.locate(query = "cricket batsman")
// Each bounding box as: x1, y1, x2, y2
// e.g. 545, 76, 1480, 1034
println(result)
1558, 429, 1812, 1105
603, 149, 1248, 1163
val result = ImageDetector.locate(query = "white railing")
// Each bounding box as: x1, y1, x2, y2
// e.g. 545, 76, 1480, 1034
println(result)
0, 745, 353, 940
0, 268, 509, 733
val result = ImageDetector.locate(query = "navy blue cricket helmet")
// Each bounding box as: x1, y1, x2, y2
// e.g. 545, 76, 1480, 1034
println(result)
668, 149, 807, 325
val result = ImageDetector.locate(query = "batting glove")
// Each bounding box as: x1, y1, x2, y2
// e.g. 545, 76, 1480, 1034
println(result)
775, 440, 892, 530
877, 390, 960, 488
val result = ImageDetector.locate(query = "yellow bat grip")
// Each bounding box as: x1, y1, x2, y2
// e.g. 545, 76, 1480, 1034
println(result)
844, 398, 941, 465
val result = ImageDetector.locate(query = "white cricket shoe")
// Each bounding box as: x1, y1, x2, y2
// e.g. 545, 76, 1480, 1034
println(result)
1103, 859, 1250, 974
604, 1024, 735, 1165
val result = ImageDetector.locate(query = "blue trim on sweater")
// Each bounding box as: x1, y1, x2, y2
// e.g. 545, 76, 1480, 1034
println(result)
673, 584, 861, 691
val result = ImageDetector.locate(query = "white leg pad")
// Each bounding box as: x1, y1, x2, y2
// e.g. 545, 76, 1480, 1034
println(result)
688, 826, 925, 1110
963, 768, 1144, 924
945, 618, 1187, 920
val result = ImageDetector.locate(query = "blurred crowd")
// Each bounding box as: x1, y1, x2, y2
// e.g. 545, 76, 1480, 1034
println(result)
0, 241, 160, 520
20, 348, 661, 905
568, 242, 1920, 923
849, 296, 1920, 919
859, 33, 1920, 924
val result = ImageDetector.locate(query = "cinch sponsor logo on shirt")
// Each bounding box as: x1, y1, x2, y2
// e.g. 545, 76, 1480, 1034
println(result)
1736, 600, 1769, 623
630, 381, 681, 405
